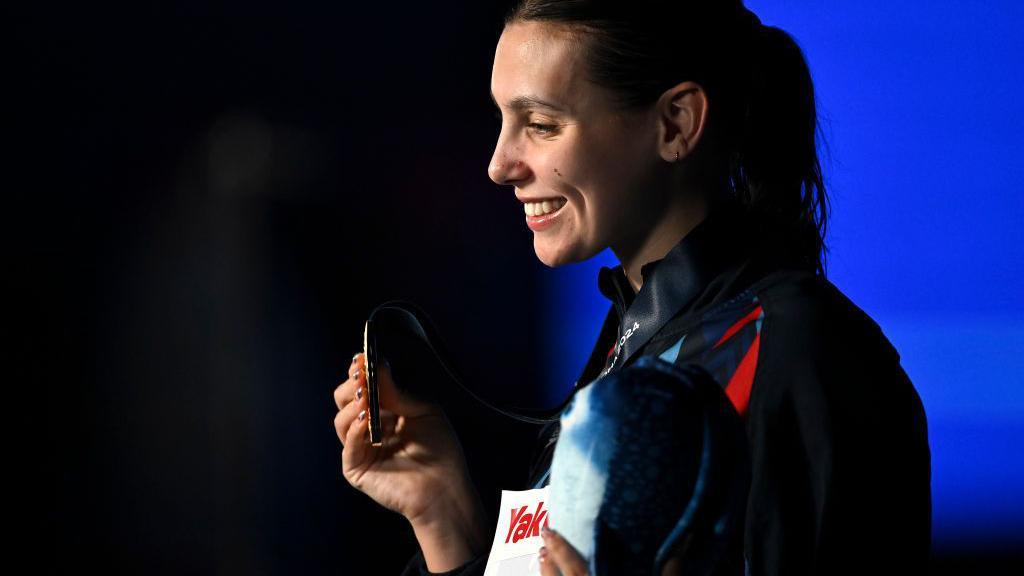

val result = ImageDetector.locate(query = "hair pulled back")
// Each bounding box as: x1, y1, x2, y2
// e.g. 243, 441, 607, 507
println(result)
505, 0, 830, 276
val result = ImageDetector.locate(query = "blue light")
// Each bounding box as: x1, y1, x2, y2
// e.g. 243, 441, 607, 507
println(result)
539, 1, 1024, 551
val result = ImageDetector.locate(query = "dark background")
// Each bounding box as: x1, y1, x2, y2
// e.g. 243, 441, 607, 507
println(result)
15, 1, 545, 573
11, 1, 1020, 574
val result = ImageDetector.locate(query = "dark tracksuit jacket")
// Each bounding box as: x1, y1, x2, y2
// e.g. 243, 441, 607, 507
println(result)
403, 203, 932, 575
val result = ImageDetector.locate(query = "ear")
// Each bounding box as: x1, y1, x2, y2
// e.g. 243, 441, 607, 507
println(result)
655, 81, 709, 163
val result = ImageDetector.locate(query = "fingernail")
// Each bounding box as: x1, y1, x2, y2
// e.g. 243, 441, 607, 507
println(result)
351, 369, 360, 380
358, 410, 366, 421
538, 547, 547, 562
352, 353, 359, 363
356, 387, 363, 400
541, 524, 551, 538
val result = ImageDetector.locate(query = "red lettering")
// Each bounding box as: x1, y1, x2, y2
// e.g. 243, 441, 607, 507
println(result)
505, 506, 527, 544
505, 501, 550, 544
513, 513, 533, 543
528, 501, 548, 538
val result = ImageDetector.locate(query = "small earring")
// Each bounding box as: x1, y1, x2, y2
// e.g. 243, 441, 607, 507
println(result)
674, 150, 680, 162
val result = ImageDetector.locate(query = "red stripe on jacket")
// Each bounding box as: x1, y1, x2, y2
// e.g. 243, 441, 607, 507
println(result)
714, 305, 763, 349
725, 332, 760, 416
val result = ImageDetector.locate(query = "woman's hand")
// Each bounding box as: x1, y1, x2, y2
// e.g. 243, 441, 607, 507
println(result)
333, 353, 488, 571
539, 527, 590, 576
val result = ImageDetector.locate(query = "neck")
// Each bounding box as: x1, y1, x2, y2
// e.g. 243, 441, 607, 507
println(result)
612, 190, 711, 293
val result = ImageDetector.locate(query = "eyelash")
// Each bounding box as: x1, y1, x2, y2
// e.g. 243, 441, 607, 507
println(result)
492, 111, 557, 136
527, 122, 557, 135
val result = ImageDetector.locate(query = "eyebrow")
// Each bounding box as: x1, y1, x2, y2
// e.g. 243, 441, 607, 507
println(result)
490, 89, 568, 113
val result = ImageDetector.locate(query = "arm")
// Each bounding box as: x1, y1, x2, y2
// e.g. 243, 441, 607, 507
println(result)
334, 355, 489, 573
744, 292, 931, 574
407, 481, 490, 574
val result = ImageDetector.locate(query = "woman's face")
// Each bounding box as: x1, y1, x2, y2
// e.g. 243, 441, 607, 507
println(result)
488, 21, 663, 267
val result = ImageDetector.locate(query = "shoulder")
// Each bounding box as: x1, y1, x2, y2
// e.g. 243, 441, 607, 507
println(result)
753, 268, 899, 361
748, 268, 913, 408
743, 272, 932, 564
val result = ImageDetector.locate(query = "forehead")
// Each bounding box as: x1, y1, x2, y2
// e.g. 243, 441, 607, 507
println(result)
490, 21, 588, 112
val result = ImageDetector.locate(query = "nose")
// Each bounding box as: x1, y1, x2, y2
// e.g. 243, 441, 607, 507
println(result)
488, 143, 529, 186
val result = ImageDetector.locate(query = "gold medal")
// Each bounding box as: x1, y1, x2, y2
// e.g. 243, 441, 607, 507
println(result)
363, 319, 383, 446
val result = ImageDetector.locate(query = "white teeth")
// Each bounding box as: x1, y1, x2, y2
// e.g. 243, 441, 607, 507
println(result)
523, 198, 565, 217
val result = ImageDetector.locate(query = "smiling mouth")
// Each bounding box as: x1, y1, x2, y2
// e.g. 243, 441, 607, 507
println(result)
523, 197, 567, 233
523, 198, 566, 217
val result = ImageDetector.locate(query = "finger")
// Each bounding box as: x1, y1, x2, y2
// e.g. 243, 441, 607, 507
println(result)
539, 547, 559, 576
541, 527, 588, 576
346, 399, 389, 479
333, 378, 361, 412
342, 408, 402, 483
342, 403, 373, 473
333, 356, 366, 410
334, 393, 367, 447
345, 408, 399, 466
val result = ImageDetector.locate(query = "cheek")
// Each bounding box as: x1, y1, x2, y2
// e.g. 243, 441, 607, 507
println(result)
541, 145, 585, 182
542, 137, 609, 195
591, 127, 657, 202
540, 128, 646, 234
569, 146, 638, 215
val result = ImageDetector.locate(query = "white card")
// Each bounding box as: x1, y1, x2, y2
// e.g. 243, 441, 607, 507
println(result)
482, 486, 550, 576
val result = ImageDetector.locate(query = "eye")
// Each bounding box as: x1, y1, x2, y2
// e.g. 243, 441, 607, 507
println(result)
527, 122, 557, 135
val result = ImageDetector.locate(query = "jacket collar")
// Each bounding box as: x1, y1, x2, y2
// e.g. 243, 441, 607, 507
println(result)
596, 198, 750, 375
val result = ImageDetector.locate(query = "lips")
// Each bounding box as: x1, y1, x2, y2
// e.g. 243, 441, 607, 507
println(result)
524, 198, 567, 232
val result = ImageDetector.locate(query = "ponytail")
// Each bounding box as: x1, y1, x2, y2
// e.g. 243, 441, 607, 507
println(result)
506, 0, 831, 276
733, 22, 830, 276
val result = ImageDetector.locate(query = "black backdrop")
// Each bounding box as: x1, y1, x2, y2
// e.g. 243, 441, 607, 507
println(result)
14, 2, 549, 574
11, 2, 1019, 574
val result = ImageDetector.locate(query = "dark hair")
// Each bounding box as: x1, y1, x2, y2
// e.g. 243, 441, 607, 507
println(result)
505, 0, 830, 276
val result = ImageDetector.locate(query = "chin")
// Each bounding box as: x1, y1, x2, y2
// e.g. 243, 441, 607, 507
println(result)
535, 251, 568, 268
533, 237, 592, 268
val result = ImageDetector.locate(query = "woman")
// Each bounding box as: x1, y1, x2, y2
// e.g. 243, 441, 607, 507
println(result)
332, 1, 931, 574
